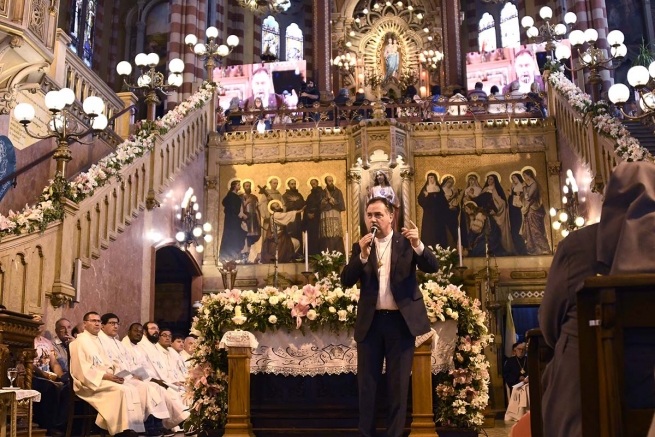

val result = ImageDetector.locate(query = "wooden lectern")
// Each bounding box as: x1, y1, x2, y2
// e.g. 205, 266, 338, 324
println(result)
0, 309, 40, 389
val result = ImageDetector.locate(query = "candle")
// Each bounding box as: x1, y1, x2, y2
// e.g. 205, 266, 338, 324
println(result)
457, 228, 463, 267
345, 232, 349, 263
234, 305, 242, 317
304, 232, 309, 271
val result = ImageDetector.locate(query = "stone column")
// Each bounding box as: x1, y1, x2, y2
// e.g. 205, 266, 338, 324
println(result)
441, 0, 464, 89
223, 331, 255, 437
347, 168, 362, 242
400, 167, 414, 229
203, 174, 220, 266
409, 337, 438, 437
115, 92, 138, 140
314, 0, 332, 95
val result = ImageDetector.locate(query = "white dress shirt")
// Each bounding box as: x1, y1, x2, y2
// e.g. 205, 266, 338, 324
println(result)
360, 232, 424, 310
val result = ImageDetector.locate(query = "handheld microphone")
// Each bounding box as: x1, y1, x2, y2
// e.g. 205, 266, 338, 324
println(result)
369, 224, 379, 247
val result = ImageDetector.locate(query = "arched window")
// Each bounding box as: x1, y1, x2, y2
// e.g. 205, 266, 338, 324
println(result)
262, 16, 280, 58
285, 23, 303, 61
68, 0, 97, 67
500, 3, 520, 48
478, 12, 497, 52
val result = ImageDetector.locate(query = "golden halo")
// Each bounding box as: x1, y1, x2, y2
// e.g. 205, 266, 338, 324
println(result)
463, 200, 478, 209
285, 177, 299, 189
484, 171, 502, 184
267, 199, 284, 215
240, 178, 254, 192
306, 176, 321, 190
440, 173, 456, 186
320, 172, 337, 186
465, 172, 481, 184
227, 177, 242, 191
521, 166, 537, 178
424, 170, 440, 183
267, 175, 281, 188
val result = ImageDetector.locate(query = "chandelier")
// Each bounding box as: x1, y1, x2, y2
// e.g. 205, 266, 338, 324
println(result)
418, 49, 443, 72
522, 7, 577, 53
609, 63, 655, 121
236, 0, 290, 15
175, 188, 212, 253
549, 169, 585, 238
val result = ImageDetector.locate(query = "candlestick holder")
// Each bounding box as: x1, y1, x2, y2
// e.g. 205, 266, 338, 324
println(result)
301, 271, 313, 285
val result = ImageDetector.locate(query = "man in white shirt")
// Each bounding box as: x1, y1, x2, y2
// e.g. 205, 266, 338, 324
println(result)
169, 333, 191, 375
341, 197, 439, 437
159, 330, 188, 382
180, 336, 196, 363
69, 311, 144, 437
99, 314, 187, 436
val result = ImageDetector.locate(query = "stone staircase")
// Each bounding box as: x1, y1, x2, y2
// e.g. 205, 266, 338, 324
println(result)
623, 121, 655, 155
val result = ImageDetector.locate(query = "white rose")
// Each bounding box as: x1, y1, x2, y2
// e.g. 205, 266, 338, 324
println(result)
347, 305, 354, 313
452, 311, 459, 320
269, 296, 279, 305
445, 308, 453, 316
337, 310, 348, 321
268, 315, 277, 324
335, 288, 344, 298
329, 306, 336, 313
307, 309, 317, 320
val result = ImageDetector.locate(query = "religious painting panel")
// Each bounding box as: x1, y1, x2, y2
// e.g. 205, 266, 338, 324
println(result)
218, 160, 347, 264
414, 153, 552, 257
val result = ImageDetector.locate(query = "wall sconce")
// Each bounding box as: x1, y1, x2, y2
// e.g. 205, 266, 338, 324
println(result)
550, 169, 585, 237
175, 187, 212, 253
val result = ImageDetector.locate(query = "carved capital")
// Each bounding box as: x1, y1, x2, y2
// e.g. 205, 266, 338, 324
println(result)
346, 170, 361, 184
50, 292, 73, 308
547, 161, 561, 176
9, 35, 23, 49
400, 168, 414, 181
145, 189, 160, 210
205, 177, 218, 190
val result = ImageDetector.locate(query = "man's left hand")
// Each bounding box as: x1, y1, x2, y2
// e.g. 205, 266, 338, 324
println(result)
284, 90, 299, 108
401, 226, 420, 248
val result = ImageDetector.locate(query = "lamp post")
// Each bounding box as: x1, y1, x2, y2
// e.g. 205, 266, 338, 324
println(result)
608, 63, 655, 121
549, 169, 585, 238
13, 88, 108, 178
175, 187, 212, 253
116, 53, 185, 121
185, 27, 239, 78
521, 7, 577, 55
554, 28, 627, 102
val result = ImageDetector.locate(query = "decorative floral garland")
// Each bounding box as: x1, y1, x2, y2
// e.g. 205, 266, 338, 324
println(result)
185, 246, 491, 431
547, 71, 649, 162
0, 82, 217, 238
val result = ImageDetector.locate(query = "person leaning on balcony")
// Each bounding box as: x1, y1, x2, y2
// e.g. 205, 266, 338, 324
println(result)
488, 85, 506, 114
508, 81, 526, 113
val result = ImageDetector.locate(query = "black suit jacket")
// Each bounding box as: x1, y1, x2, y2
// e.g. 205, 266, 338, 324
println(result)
341, 231, 439, 342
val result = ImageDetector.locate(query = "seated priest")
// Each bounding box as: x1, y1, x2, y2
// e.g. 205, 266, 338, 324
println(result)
168, 333, 191, 376
32, 321, 70, 436
98, 314, 188, 435
69, 311, 145, 437
180, 336, 196, 364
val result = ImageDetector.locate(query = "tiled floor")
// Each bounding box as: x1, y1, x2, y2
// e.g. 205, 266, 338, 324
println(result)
482, 420, 515, 437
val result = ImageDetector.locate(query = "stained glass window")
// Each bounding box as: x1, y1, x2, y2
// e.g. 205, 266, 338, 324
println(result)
500, 3, 520, 48
478, 12, 497, 52
285, 23, 303, 61
68, 0, 96, 67
262, 16, 280, 58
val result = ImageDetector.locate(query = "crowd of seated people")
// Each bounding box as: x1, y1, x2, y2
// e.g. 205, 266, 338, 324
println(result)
218, 80, 547, 132
23, 313, 198, 437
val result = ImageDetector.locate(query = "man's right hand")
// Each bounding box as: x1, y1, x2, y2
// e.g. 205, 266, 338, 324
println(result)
103, 374, 124, 384
359, 234, 373, 260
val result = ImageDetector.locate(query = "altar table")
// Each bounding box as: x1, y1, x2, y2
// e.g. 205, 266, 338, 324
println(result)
0, 389, 41, 437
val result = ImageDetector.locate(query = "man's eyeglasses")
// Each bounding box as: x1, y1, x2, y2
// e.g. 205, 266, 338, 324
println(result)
106, 321, 120, 326
160, 333, 171, 338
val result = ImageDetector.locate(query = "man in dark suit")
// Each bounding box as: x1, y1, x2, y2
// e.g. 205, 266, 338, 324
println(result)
341, 196, 439, 437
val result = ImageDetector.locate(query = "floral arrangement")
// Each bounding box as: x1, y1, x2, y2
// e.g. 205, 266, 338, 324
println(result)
547, 71, 649, 162
399, 67, 419, 90
310, 250, 345, 278
186, 246, 491, 432
0, 81, 217, 238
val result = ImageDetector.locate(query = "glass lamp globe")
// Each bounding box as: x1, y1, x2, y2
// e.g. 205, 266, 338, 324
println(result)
193, 227, 203, 237
611, 44, 627, 58
194, 43, 207, 55
559, 212, 569, 222
14, 103, 35, 124
195, 212, 202, 220
649, 61, 655, 79
608, 83, 630, 104
561, 229, 569, 237
521, 16, 534, 29
191, 195, 197, 202
575, 216, 585, 227
168, 74, 180, 87
563, 185, 569, 194
45, 90, 65, 111
185, 34, 198, 46
137, 75, 152, 87
568, 30, 585, 46
49, 114, 66, 132
584, 28, 598, 43
116, 61, 133, 76
227, 35, 239, 47
135, 53, 148, 67
175, 231, 186, 242
627, 65, 650, 87
564, 12, 577, 25
60, 88, 76, 106
527, 26, 539, 38
606, 30, 625, 46
169, 58, 185, 74
217, 45, 230, 57
581, 52, 592, 64
92, 114, 108, 130
539, 6, 553, 20
639, 92, 655, 112
555, 45, 571, 60
192, 203, 199, 212
146, 53, 160, 67
204, 234, 213, 243
549, 207, 557, 217
554, 24, 567, 36
552, 221, 561, 230
196, 244, 204, 253
206, 26, 219, 39
203, 222, 212, 232
362, 8, 368, 14
83, 96, 105, 116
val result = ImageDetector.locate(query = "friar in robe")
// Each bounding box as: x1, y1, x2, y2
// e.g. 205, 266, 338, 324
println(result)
282, 178, 306, 250
69, 311, 145, 436
303, 178, 323, 256
98, 314, 188, 433
319, 175, 346, 254
241, 181, 261, 261
219, 179, 247, 261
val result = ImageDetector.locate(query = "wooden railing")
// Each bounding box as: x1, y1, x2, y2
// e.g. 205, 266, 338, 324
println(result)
0, 97, 214, 313
548, 84, 619, 192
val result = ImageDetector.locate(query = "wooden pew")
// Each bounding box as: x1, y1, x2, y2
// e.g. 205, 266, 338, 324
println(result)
525, 328, 553, 437
578, 274, 655, 437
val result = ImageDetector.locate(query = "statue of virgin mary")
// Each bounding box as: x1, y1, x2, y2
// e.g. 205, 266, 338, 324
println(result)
384, 38, 399, 80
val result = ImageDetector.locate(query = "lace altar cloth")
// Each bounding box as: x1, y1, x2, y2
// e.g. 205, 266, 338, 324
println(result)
0, 389, 41, 402
249, 320, 458, 376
